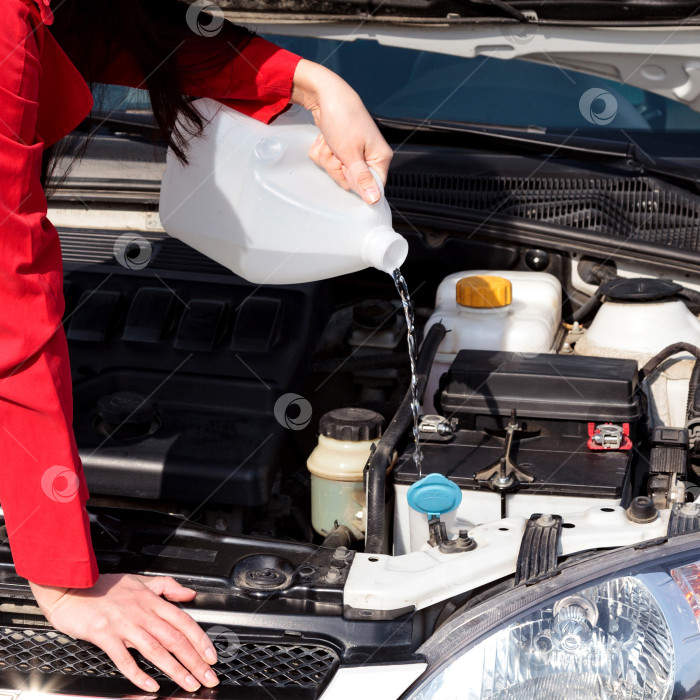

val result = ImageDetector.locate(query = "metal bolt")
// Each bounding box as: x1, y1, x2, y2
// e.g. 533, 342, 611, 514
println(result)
537, 513, 555, 527
458, 529, 470, 539
325, 569, 342, 583
333, 546, 352, 561
681, 502, 700, 517
437, 422, 453, 436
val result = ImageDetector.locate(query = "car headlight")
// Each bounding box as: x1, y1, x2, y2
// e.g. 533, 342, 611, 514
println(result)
405, 533, 700, 700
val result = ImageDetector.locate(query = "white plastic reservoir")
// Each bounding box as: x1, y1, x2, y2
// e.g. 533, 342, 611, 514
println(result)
584, 300, 700, 355
574, 294, 700, 427
307, 408, 388, 539
422, 270, 562, 413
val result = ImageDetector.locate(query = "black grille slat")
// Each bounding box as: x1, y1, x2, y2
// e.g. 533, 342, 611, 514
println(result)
386, 173, 700, 252
0, 626, 338, 690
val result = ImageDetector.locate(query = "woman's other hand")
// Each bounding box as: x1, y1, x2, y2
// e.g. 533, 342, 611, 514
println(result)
290, 59, 393, 204
30, 574, 220, 693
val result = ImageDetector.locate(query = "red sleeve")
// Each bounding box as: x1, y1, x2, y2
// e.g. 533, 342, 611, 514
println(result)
87, 34, 302, 125
0, 0, 98, 587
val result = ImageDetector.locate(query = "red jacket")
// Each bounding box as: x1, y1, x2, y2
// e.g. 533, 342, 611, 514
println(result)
0, 0, 301, 587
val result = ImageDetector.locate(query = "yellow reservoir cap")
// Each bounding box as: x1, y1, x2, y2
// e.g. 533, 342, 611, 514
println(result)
456, 275, 512, 308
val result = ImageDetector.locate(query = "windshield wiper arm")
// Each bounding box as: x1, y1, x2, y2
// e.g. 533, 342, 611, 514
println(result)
376, 115, 700, 193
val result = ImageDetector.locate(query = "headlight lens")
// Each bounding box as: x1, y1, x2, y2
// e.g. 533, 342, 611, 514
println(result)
407, 540, 700, 700
412, 576, 673, 700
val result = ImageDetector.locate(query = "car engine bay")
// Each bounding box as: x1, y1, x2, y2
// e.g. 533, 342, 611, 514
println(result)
60, 208, 700, 560
1, 144, 699, 697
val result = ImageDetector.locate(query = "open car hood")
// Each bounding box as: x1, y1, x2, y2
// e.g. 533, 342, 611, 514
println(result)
207, 0, 700, 115
213, 0, 700, 23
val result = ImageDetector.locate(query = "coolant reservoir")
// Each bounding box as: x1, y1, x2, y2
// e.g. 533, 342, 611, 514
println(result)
422, 270, 562, 413
580, 279, 700, 355
159, 99, 407, 284
307, 408, 385, 538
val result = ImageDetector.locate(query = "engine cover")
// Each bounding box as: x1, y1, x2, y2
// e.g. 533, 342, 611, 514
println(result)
63, 244, 331, 509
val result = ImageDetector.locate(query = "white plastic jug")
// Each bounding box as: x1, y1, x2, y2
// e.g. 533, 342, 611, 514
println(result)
159, 99, 408, 284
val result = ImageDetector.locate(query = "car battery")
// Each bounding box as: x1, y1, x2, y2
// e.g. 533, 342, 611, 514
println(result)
394, 350, 643, 501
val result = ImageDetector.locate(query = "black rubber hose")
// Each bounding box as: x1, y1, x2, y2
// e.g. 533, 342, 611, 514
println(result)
638, 343, 700, 383
571, 287, 605, 323
588, 264, 618, 284
365, 322, 447, 555
688, 360, 700, 420
678, 288, 700, 316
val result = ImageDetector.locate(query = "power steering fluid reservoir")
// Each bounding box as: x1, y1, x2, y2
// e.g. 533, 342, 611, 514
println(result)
422, 270, 562, 413
307, 408, 385, 538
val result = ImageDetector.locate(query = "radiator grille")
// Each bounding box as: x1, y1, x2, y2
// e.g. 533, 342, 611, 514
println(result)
0, 626, 338, 690
386, 173, 700, 252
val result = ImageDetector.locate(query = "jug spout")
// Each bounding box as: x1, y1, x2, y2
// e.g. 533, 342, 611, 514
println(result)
361, 225, 409, 275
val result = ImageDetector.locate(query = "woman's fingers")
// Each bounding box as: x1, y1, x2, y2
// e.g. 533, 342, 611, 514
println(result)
344, 161, 381, 204
142, 616, 219, 689
138, 574, 197, 602
152, 595, 219, 666
310, 138, 351, 190
137, 576, 219, 676
127, 626, 203, 693
100, 637, 160, 693
308, 133, 323, 163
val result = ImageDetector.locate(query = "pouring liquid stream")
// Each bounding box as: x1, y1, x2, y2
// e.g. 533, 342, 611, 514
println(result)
392, 268, 423, 478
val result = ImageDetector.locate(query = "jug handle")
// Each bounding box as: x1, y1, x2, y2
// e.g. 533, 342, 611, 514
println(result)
369, 167, 385, 193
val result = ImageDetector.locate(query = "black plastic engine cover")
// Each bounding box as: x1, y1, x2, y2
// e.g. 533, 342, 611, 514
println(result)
65, 263, 331, 508
396, 351, 642, 499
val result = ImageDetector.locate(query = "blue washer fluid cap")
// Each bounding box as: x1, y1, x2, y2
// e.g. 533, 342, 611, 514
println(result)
407, 473, 462, 519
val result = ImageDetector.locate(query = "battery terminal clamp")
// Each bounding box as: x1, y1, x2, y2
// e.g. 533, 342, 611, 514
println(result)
418, 414, 457, 443
587, 422, 632, 451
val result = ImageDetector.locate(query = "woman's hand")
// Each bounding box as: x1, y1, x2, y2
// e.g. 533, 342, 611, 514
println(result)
29, 574, 219, 693
290, 59, 393, 204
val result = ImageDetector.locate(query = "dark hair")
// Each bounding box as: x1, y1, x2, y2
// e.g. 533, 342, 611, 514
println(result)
43, 0, 253, 188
